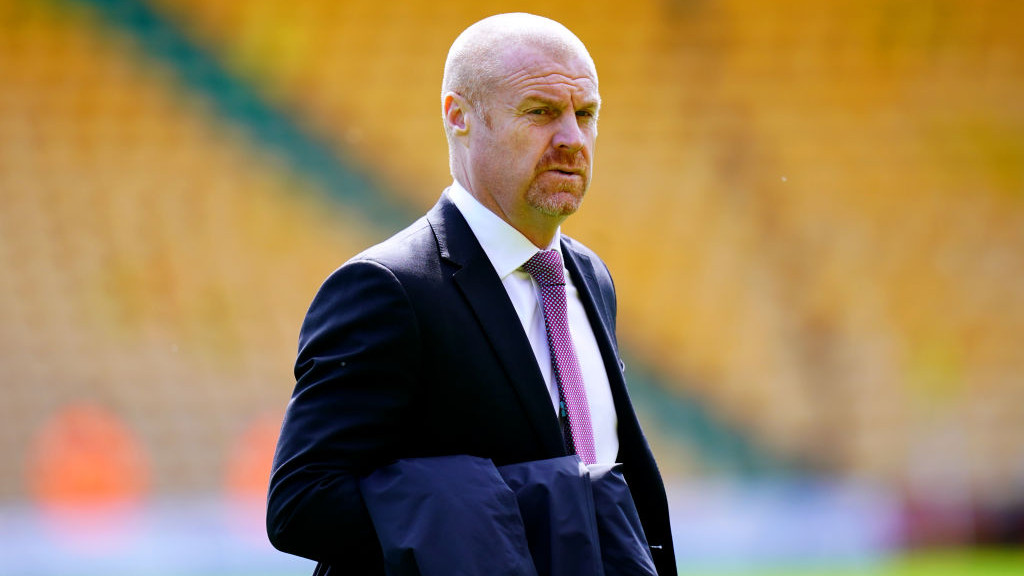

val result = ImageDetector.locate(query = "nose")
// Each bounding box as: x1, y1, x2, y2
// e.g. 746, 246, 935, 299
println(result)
552, 113, 586, 152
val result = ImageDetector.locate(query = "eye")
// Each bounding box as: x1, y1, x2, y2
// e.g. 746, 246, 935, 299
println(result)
576, 110, 596, 119
529, 108, 548, 115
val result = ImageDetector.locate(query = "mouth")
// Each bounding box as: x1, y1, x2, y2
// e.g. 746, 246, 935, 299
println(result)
547, 168, 583, 176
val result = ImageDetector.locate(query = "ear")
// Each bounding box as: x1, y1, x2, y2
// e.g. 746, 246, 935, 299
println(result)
443, 92, 470, 136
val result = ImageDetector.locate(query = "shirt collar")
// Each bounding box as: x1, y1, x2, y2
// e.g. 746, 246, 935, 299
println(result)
447, 180, 562, 279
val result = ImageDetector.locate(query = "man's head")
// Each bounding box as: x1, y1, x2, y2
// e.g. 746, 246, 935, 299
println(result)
441, 13, 600, 247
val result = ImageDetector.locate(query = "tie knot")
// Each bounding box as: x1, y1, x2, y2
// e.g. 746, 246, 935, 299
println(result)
522, 250, 565, 287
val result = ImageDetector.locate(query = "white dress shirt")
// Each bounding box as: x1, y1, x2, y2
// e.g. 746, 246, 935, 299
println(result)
448, 181, 619, 464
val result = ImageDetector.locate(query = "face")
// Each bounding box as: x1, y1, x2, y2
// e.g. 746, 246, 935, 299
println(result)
463, 45, 600, 240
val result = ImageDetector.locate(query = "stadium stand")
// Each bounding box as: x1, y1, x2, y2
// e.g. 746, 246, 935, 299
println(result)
0, 0, 377, 499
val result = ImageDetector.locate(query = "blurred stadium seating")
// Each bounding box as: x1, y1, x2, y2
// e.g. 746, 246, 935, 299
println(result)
1, 0, 1022, 573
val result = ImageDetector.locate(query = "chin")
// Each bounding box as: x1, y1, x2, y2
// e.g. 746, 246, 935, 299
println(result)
528, 188, 585, 218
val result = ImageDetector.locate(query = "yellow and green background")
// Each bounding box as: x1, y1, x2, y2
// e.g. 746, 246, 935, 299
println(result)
1, 0, 1022, 573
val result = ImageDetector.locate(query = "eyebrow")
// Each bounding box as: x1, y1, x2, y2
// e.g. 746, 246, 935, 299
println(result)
519, 94, 601, 112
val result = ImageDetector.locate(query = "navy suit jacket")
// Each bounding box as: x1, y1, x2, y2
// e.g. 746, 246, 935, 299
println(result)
267, 193, 676, 575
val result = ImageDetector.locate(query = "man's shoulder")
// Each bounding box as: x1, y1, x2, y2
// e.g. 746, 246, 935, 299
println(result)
348, 215, 437, 270
561, 234, 601, 262
305, 214, 441, 313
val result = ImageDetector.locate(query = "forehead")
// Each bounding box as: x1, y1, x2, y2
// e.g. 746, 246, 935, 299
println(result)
495, 45, 600, 105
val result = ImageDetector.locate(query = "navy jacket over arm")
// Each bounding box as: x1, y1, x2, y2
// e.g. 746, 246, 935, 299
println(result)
267, 193, 676, 575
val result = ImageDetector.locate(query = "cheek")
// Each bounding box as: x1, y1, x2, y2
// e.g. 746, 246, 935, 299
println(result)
479, 124, 552, 180
509, 129, 539, 154
477, 135, 511, 173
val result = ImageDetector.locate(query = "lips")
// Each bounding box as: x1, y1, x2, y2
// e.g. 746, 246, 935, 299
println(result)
547, 167, 583, 176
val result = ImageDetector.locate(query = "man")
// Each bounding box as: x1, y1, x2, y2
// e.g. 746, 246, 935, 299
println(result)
267, 13, 676, 575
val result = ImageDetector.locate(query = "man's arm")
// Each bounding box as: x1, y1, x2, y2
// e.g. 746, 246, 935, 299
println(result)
267, 259, 421, 565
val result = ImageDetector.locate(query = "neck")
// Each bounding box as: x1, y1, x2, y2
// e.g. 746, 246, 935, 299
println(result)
493, 200, 564, 249
517, 218, 562, 249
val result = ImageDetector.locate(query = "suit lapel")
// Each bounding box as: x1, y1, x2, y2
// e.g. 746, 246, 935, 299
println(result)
427, 196, 566, 457
561, 241, 620, 377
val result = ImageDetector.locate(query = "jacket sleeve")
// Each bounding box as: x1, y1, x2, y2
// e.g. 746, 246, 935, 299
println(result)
266, 259, 421, 566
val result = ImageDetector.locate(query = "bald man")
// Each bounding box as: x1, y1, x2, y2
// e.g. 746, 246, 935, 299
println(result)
268, 13, 676, 575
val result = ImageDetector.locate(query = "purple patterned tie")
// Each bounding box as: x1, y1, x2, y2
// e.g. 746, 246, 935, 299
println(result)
522, 250, 597, 465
